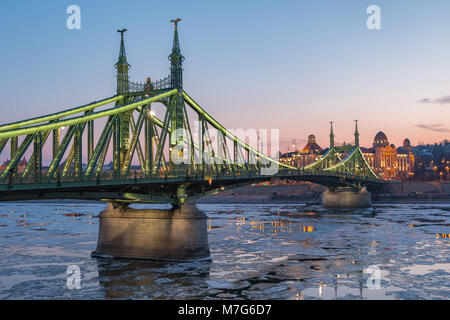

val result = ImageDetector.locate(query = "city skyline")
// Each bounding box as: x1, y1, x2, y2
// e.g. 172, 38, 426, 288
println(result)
282, 130, 449, 154
0, 1, 449, 302
0, 1, 450, 154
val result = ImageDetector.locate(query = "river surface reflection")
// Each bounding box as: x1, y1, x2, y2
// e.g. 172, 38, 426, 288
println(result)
0, 202, 448, 299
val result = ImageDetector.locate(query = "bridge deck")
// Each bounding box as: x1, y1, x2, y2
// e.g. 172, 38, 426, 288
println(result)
0, 168, 385, 203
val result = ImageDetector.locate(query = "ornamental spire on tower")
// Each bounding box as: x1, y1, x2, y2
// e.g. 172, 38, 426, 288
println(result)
115, 28, 130, 94
117, 29, 128, 63
329, 121, 335, 148
354, 120, 360, 147
169, 18, 184, 89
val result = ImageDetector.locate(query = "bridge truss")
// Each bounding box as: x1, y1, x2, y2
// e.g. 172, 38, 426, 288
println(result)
0, 22, 384, 205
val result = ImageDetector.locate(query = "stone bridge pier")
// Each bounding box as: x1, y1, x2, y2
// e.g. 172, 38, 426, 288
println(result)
92, 200, 210, 261
321, 187, 372, 208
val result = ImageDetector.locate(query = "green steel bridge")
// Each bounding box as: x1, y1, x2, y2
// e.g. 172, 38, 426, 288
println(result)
0, 21, 384, 206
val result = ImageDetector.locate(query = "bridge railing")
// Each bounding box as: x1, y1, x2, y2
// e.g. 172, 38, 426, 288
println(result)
128, 75, 172, 93
0, 165, 381, 187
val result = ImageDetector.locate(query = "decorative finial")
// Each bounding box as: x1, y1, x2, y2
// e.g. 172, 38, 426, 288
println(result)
329, 121, 335, 148
170, 18, 181, 27
117, 28, 127, 37
354, 120, 360, 147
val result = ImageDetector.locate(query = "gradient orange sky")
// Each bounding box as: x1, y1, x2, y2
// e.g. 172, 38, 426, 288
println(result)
0, 0, 449, 155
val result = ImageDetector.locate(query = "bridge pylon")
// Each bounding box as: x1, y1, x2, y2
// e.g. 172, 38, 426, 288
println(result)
168, 19, 186, 168
114, 29, 132, 177
303, 122, 341, 171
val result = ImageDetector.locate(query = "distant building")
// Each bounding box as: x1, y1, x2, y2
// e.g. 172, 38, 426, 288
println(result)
0, 160, 8, 171
361, 132, 415, 180
280, 134, 323, 168
0, 157, 27, 173
280, 129, 415, 181
18, 158, 27, 172
413, 141, 450, 180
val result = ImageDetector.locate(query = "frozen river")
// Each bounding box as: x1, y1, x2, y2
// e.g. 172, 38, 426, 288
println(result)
0, 201, 448, 299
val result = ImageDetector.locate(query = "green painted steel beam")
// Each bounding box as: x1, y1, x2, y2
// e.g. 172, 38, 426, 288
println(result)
22, 130, 51, 179
0, 139, 8, 154
0, 96, 121, 132
152, 99, 173, 174
129, 112, 146, 173
96, 127, 113, 175
62, 145, 75, 177
85, 116, 115, 178
324, 146, 378, 179
144, 105, 153, 175
46, 126, 77, 178
33, 132, 43, 182
304, 147, 341, 170
121, 110, 145, 175
0, 133, 36, 183
0, 90, 177, 139
52, 128, 60, 158
73, 123, 84, 179
87, 120, 94, 161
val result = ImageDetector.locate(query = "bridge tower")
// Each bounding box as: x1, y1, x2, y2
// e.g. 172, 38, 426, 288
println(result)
168, 19, 186, 165
322, 120, 373, 208
114, 29, 132, 175
115, 29, 130, 95
329, 121, 335, 148
354, 120, 360, 147
353, 119, 363, 171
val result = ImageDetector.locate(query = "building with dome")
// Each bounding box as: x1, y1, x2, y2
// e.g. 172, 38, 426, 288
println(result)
279, 134, 324, 168
373, 131, 389, 148
361, 132, 415, 180
302, 134, 323, 154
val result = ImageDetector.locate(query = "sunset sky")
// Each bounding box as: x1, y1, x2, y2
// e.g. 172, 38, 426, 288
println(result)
0, 0, 449, 155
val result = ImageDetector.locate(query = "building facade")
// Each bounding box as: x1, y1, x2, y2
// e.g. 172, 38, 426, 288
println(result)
280, 134, 324, 168
361, 132, 415, 180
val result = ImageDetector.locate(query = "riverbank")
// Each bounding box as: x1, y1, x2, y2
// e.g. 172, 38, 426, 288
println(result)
197, 182, 450, 204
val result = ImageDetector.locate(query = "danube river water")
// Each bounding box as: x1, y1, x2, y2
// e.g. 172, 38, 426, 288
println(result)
0, 201, 448, 299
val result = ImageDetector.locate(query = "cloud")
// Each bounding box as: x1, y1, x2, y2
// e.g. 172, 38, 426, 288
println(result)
415, 123, 450, 132
419, 95, 450, 104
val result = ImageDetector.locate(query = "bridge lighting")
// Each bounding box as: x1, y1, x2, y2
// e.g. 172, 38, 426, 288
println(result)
148, 110, 156, 117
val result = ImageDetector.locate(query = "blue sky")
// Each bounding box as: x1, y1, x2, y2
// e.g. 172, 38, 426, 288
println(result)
0, 0, 450, 152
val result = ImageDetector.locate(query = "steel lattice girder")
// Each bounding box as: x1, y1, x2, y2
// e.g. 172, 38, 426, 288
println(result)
0, 96, 122, 133
304, 147, 342, 170
0, 90, 176, 140
183, 91, 296, 170
324, 147, 378, 180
